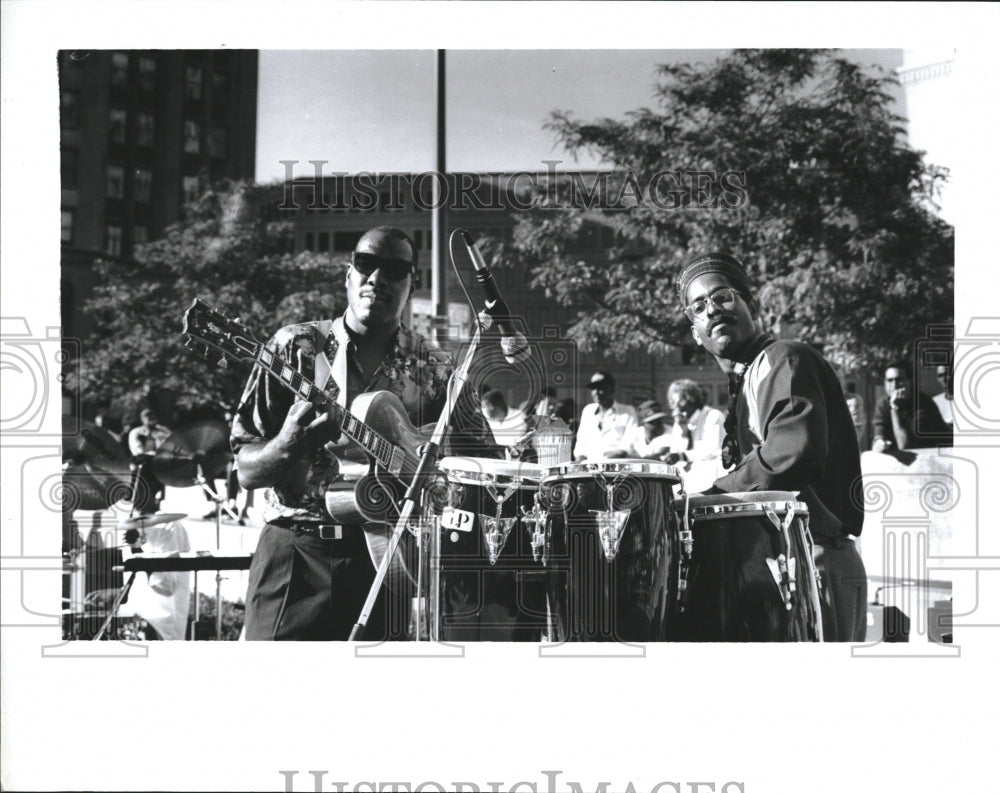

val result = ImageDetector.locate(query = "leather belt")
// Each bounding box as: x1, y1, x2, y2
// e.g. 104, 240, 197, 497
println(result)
272, 521, 353, 541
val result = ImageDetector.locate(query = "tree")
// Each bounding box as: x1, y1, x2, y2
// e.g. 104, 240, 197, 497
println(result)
501, 49, 953, 374
73, 180, 345, 421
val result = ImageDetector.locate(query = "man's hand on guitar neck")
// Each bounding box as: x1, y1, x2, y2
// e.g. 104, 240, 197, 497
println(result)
236, 399, 341, 490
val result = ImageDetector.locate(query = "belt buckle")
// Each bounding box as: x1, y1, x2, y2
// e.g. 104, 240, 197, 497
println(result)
317, 524, 343, 541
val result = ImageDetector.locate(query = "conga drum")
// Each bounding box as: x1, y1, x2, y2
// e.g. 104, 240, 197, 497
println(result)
541, 459, 681, 642
434, 457, 548, 641
667, 491, 824, 641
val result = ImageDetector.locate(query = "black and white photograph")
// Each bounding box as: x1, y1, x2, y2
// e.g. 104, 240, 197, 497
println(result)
1, 2, 997, 791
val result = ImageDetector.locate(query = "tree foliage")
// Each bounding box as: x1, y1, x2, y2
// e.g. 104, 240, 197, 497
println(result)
74, 180, 345, 419
502, 49, 953, 373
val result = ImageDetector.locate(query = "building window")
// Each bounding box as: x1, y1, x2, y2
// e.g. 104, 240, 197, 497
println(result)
106, 165, 125, 199
207, 126, 227, 159
183, 176, 200, 204
133, 225, 149, 246
334, 231, 364, 252
105, 224, 123, 256
137, 113, 155, 147
318, 232, 330, 253
184, 120, 201, 154
304, 232, 314, 251
60, 89, 80, 128
212, 72, 231, 107
138, 56, 157, 94
110, 53, 129, 88
134, 168, 153, 203
109, 108, 127, 144
185, 66, 203, 101
61, 210, 74, 243
61, 149, 78, 190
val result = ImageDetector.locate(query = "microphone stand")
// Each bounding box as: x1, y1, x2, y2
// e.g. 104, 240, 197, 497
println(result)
349, 319, 485, 641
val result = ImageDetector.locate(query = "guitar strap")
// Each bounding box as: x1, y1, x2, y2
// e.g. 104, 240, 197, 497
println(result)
314, 317, 349, 408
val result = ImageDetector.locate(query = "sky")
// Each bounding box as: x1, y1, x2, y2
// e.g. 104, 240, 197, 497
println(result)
255, 48, 905, 181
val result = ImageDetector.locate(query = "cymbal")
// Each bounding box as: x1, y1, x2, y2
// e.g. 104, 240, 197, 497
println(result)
62, 419, 133, 511
118, 512, 187, 531
62, 462, 134, 511
63, 419, 130, 469
152, 419, 232, 487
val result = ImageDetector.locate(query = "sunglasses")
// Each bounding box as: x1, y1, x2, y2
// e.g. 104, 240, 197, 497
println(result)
351, 252, 413, 282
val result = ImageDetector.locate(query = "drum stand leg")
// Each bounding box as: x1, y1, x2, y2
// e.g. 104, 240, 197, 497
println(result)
93, 571, 137, 640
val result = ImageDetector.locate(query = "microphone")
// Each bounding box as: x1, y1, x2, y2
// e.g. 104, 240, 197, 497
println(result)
460, 230, 531, 364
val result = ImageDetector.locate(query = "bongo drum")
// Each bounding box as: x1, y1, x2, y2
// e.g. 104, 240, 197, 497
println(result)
541, 459, 681, 642
433, 456, 547, 641
668, 491, 824, 642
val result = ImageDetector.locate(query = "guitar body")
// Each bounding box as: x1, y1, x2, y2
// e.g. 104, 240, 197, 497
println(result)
324, 391, 434, 593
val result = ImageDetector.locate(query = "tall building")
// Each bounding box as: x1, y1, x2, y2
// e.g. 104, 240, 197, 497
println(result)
59, 49, 259, 341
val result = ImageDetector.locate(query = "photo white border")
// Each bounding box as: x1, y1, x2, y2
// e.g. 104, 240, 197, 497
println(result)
2, 2, 998, 791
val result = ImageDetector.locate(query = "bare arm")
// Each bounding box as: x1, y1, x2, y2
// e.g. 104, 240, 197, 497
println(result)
236, 400, 338, 490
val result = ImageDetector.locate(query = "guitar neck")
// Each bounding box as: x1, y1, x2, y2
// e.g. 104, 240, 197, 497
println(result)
254, 347, 397, 468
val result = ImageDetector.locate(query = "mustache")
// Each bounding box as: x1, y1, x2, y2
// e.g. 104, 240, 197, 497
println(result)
708, 314, 738, 331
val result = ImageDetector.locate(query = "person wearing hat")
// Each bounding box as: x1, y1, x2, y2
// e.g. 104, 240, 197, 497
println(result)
231, 226, 497, 640
664, 379, 726, 492
573, 370, 638, 461
631, 399, 672, 460
676, 251, 867, 641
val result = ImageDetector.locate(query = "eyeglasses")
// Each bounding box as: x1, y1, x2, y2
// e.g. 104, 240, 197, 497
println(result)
684, 287, 740, 320
351, 252, 413, 282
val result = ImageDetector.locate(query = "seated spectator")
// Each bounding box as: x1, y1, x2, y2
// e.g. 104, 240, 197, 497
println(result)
481, 389, 534, 460
932, 363, 954, 426
631, 400, 672, 460
665, 378, 726, 492
872, 362, 952, 452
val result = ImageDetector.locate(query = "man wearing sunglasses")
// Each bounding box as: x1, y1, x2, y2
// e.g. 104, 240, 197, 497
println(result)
676, 252, 867, 641
231, 226, 496, 640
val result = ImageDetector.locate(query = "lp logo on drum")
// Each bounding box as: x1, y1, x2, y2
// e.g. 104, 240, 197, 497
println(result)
441, 506, 475, 533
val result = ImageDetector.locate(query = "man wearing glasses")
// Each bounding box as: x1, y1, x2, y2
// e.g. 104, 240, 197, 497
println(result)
676, 252, 867, 641
231, 226, 494, 640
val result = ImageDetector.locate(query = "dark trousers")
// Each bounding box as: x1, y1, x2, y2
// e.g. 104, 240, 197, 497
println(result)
813, 536, 868, 642
244, 524, 410, 641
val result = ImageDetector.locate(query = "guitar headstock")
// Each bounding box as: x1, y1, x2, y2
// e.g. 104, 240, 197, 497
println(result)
182, 298, 262, 366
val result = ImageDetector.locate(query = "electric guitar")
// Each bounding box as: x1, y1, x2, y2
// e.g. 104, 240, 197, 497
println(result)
182, 298, 439, 589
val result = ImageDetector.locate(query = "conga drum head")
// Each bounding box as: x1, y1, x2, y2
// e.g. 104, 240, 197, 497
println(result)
439, 456, 542, 489
673, 491, 808, 519
543, 458, 681, 482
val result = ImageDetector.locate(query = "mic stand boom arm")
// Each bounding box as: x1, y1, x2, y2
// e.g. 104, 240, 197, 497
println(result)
348, 321, 484, 641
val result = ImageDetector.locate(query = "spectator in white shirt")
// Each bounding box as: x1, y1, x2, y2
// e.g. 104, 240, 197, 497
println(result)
665, 379, 726, 492
932, 363, 954, 426
631, 400, 673, 460
481, 389, 534, 460
573, 370, 638, 461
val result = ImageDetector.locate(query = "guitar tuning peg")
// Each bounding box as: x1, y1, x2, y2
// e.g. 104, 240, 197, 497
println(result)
218, 357, 228, 369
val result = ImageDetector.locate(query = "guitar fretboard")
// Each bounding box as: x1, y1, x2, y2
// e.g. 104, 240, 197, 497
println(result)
255, 345, 396, 468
